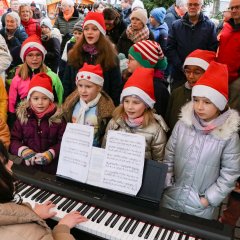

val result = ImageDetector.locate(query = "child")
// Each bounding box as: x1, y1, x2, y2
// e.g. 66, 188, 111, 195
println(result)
165, 49, 216, 131
0, 140, 87, 239
9, 73, 66, 174
63, 63, 115, 147
102, 67, 168, 162
161, 61, 240, 220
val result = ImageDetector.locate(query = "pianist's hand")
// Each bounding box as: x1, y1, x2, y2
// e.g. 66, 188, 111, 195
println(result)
59, 211, 88, 229
34, 201, 57, 219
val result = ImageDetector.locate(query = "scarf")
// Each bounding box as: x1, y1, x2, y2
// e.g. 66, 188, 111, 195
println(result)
126, 25, 150, 43
82, 44, 98, 55
192, 109, 231, 134
124, 115, 144, 128
30, 102, 56, 119
184, 81, 192, 90
63, 7, 74, 21
76, 93, 102, 124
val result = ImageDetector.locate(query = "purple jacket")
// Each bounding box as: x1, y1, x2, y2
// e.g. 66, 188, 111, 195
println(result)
10, 100, 66, 174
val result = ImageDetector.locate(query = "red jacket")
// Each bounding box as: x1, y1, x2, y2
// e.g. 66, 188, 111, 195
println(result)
21, 18, 41, 37
217, 20, 240, 83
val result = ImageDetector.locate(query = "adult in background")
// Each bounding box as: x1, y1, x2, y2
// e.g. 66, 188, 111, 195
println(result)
166, 0, 218, 90
103, 7, 126, 45
92, 1, 107, 13
30, 1, 41, 20
19, 4, 41, 37
117, 9, 154, 58
217, 0, 240, 112
54, 0, 83, 54
121, 0, 133, 26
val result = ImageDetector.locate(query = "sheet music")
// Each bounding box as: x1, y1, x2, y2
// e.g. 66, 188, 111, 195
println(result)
57, 123, 94, 183
101, 131, 145, 196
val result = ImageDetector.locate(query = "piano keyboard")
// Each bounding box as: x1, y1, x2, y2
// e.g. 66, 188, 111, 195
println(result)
13, 165, 233, 240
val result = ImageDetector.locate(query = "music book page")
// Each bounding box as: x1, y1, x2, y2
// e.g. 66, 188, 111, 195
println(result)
101, 130, 145, 196
57, 123, 94, 183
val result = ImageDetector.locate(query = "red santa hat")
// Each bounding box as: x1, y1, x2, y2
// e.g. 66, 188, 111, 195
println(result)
120, 67, 155, 108
192, 61, 228, 111
27, 73, 54, 102
76, 63, 104, 86
183, 49, 216, 70
83, 12, 106, 36
20, 34, 47, 62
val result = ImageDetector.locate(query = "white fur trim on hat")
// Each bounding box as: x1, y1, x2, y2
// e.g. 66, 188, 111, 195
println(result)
27, 86, 54, 102
192, 85, 227, 111
76, 71, 104, 86
120, 86, 155, 108
83, 20, 106, 36
20, 42, 47, 62
183, 57, 209, 70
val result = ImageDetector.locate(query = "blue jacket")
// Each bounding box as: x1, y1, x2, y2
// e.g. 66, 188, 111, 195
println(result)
166, 12, 218, 71
164, 5, 181, 31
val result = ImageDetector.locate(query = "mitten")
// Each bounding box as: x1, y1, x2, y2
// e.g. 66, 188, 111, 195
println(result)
34, 150, 55, 165
20, 147, 36, 166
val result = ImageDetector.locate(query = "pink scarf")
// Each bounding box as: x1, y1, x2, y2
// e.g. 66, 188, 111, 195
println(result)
124, 115, 144, 128
30, 102, 56, 119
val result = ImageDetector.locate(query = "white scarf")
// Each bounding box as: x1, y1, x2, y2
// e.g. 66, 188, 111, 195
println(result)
76, 93, 102, 124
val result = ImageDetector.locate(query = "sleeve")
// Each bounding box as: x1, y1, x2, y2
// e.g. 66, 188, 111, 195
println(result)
207, 23, 218, 52
0, 35, 12, 74
205, 133, 240, 207
8, 76, 19, 113
0, 78, 8, 122
158, 30, 168, 54
53, 17, 60, 30
52, 224, 75, 240
0, 118, 10, 149
101, 119, 115, 148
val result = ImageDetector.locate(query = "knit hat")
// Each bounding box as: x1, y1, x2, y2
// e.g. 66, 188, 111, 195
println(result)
30, 1, 36, 7
40, 18, 53, 30
76, 63, 104, 86
73, 20, 83, 32
121, 67, 155, 108
192, 61, 228, 111
150, 7, 166, 24
61, 0, 74, 7
130, 9, 148, 25
6, 11, 21, 27
27, 73, 54, 101
20, 34, 47, 62
83, 12, 106, 36
183, 49, 216, 70
131, 0, 144, 11
129, 40, 165, 70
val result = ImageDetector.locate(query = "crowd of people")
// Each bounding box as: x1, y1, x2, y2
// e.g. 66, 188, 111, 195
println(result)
0, 0, 240, 238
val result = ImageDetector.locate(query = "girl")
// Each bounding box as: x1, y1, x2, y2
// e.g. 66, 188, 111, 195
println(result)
0, 140, 87, 239
162, 61, 240, 219
63, 63, 115, 147
62, 12, 122, 106
9, 73, 66, 174
102, 67, 168, 162
8, 34, 64, 127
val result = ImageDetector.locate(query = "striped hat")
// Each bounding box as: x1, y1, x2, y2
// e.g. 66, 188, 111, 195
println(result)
128, 40, 165, 70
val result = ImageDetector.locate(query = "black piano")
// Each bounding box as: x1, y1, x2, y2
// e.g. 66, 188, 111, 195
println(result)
13, 164, 233, 240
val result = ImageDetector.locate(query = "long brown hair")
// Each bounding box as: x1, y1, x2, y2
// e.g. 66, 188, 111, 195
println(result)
68, 33, 117, 71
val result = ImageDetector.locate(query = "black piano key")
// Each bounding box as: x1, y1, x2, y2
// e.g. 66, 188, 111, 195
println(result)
21, 186, 34, 196
48, 194, 58, 202
58, 198, 71, 210
66, 201, 79, 212
138, 222, 149, 237
87, 207, 98, 219
118, 217, 129, 231
124, 218, 134, 232
160, 228, 168, 240
110, 215, 121, 228
144, 224, 154, 239
92, 209, 103, 222
25, 187, 38, 198
35, 191, 48, 202
76, 203, 86, 212
31, 189, 44, 200
16, 183, 27, 193
129, 220, 140, 234
166, 230, 174, 240
52, 196, 63, 204
62, 200, 75, 212
39, 192, 52, 203
105, 213, 116, 226
97, 210, 107, 223
81, 205, 91, 216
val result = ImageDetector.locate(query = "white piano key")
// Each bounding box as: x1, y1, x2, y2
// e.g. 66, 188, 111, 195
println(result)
181, 234, 187, 240
118, 219, 137, 240
131, 221, 146, 240
109, 216, 126, 240
145, 226, 159, 240
172, 232, 180, 240
188, 237, 196, 240
163, 230, 172, 240
95, 212, 113, 238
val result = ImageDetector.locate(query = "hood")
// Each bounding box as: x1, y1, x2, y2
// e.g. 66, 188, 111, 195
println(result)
180, 102, 240, 140
149, 22, 168, 31
166, 5, 179, 19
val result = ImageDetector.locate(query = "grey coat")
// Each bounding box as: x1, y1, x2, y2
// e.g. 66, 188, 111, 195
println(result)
102, 114, 169, 162
161, 102, 240, 219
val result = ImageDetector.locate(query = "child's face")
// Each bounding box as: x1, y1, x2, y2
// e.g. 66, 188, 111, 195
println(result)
41, 25, 51, 35
73, 30, 82, 41
184, 65, 205, 88
30, 91, 51, 113
83, 24, 101, 45
127, 54, 141, 73
123, 96, 146, 119
149, 16, 159, 27
25, 50, 43, 69
193, 96, 219, 122
77, 80, 101, 103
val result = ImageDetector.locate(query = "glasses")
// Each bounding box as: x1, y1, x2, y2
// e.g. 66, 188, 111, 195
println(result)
187, 3, 201, 7
184, 69, 204, 76
228, 5, 240, 11
26, 53, 42, 59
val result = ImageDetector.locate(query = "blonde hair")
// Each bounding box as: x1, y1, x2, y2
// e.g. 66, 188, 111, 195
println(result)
112, 104, 156, 128
19, 4, 33, 19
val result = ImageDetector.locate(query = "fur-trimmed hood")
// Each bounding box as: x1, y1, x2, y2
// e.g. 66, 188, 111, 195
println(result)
180, 101, 240, 140
16, 99, 63, 125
